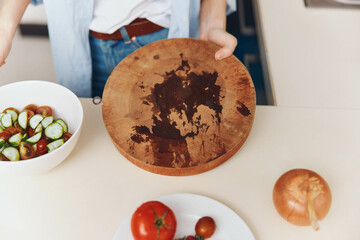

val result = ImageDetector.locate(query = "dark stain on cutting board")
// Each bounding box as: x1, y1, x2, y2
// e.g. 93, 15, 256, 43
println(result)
236, 100, 251, 116
130, 54, 224, 168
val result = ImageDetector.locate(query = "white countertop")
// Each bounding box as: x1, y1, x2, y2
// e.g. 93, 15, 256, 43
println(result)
0, 98, 359, 239
255, 0, 360, 109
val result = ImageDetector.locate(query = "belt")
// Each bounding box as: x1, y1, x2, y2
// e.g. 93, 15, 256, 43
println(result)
90, 18, 164, 41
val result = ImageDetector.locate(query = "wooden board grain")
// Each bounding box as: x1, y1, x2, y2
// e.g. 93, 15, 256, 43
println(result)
102, 38, 256, 176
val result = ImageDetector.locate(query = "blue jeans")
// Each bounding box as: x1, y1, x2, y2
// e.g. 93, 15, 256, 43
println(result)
90, 27, 169, 97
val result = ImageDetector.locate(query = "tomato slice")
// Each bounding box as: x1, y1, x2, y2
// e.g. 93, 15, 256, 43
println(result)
41, 134, 51, 142
19, 142, 36, 160
63, 132, 72, 142
28, 128, 35, 137
14, 121, 26, 134
36, 106, 53, 117
0, 131, 11, 142
27, 110, 35, 121
2, 107, 19, 114
131, 201, 177, 240
1, 154, 10, 161
4, 126, 19, 136
23, 104, 38, 112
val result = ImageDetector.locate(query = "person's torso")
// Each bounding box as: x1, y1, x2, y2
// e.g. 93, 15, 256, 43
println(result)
89, 0, 172, 34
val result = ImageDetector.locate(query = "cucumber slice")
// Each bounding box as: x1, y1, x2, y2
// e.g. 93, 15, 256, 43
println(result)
41, 116, 53, 128
34, 123, 43, 133
29, 114, 44, 129
22, 133, 29, 141
55, 119, 68, 132
1, 113, 12, 128
0, 138, 5, 149
0, 113, 4, 129
18, 111, 29, 129
45, 123, 64, 140
9, 133, 22, 147
0, 125, 3, 133
25, 132, 42, 144
0, 143, 10, 154
5, 109, 18, 122
46, 139, 64, 152
2, 147, 20, 161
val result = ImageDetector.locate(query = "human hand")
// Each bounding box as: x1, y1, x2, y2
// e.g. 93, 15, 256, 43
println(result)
0, 0, 32, 67
199, 0, 237, 60
0, 25, 12, 67
200, 29, 237, 61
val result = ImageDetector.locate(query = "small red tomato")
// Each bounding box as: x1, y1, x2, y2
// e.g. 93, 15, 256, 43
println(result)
36, 106, 53, 117
63, 132, 72, 142
37, 139, 50, 152
131, 201, 177, 240
0, 131, 11, 142
195, 217, 216, 239
23, 104, 38, 112
4, 126, 19, 136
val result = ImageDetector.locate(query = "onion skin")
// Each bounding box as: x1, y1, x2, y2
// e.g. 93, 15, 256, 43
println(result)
273, 169, 331, 230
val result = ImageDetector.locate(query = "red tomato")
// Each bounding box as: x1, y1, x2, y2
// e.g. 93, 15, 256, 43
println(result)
195, 217, 216, 239
176, 235, 197, 240
37, 139, 50, 152
1, 154, 10, 161
63, 132, 72, 142
4, 126, 19, 136
185, 236, 197, 240
36, 106, 53, 117
23, 104, 38, 112
41, 134, 51, 142
131, 201, 177, 240
28, 128, 35, 137
27, 110, 35, 121
0, 131, 11, 142
19, 142, 36, 160
14, 121, 26, 134
36, 148, 48, 156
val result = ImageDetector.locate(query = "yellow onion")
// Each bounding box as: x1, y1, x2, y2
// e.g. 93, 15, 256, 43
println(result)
273, 169, 331, 230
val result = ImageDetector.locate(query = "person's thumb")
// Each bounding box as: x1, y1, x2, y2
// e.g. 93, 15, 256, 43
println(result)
207, 29, 237, 60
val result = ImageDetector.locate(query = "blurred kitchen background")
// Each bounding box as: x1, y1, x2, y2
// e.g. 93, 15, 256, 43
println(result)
1, 0, 360, 108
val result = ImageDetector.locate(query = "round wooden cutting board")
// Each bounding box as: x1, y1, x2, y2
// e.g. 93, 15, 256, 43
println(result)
102, 38, 256, 176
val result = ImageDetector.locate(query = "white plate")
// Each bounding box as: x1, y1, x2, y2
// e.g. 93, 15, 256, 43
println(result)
113, 193, 255, 240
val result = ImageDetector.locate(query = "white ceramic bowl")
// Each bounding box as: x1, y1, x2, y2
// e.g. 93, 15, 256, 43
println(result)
0, 80, 83, 175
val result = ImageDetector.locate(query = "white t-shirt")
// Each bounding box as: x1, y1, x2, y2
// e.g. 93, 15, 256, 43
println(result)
89, 0, 172, 34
